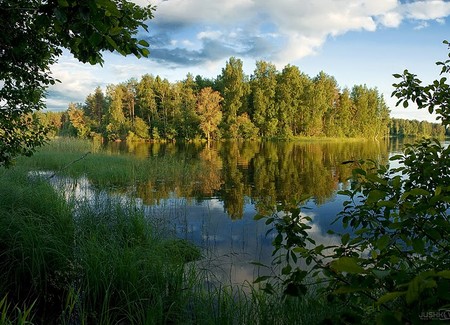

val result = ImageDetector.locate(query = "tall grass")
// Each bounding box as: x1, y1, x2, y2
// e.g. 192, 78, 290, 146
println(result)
1, 138, 346, 324
0, 166, 74, 324
0, 166, 201, 324
71, 196, 200, 324
18, 138, 205, 192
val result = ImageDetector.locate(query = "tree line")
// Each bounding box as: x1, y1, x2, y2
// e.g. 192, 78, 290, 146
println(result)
389, 118, 446, 138
37, 57, 396, 141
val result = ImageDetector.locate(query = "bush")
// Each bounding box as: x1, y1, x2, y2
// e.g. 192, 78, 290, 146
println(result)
256, 40, 450, 324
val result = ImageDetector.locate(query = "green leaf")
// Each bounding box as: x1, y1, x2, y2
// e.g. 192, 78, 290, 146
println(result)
341, 233, 350, 245
435, 186, 442, 196
406, 277, 420, 304
366, 190, 386, 204
250, 261, 268, 268
330, 257, 365, 274
412, 238, 425, 254
282, 264, 292, 275
376, 234, 390, 250
138, 39, 150, 47
377, 291, 405, 305
377, 200, 396, 209
389, 154, 403, 161
57, 0, 69, 7
352, 168, 366, 176
372, 269, 390, 279
427, 228, 442, 240
254, 276, 271, 283
370, 250, 378, 259
437, 270, 450, 279
409, 188, 430, 196
140, 47, 150, 57
254, 214, 265, 221
105, 36, 118, 49
334, 286, 365, 294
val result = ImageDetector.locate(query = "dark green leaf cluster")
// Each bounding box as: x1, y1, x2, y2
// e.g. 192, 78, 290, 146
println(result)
0, 0, 155, 167
392, 40, 450, 125
256, 41, 450, 324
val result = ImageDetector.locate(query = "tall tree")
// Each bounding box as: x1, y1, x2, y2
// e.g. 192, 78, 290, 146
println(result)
177, 74, 199, 140
196, 87, 223, 142
251, 61, 278, 137
351, 85, 390, 138
105, 84, 128, 141
304, 71, 339, 136
220, 57, 248, 138
153, 76, 173, 139
276, 65, 308, 137
67, 103, 90, 138
0, 0, 154, 166
136, 74, 158, 128
335, 88, 354, 137
84, 86, 107, 132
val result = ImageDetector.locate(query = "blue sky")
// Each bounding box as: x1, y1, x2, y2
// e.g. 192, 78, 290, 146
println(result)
47, 0, 450, 122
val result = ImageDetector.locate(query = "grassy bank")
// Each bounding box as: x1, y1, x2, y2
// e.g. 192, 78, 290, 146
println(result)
0, 166, 201, 324
0, 138, 345, 324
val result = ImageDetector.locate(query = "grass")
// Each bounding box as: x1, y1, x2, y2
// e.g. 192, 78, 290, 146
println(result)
0, 165, 201, 324
17, 138, 206, 195
1, 138, 348, 324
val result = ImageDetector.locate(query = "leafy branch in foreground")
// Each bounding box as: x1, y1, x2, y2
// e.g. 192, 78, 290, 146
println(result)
0, 0, 155, 167
255, 40, 450, 325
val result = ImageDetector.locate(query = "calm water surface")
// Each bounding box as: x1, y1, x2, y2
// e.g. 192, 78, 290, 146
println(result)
57, 139, 413, 286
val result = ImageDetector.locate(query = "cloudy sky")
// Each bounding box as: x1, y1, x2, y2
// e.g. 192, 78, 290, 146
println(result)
47, 0, 450, 122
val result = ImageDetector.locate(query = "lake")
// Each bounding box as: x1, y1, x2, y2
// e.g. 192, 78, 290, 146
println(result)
49, 138, 409, 287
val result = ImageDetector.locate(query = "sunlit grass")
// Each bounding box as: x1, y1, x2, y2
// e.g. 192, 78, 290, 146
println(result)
18, 138, 204, 192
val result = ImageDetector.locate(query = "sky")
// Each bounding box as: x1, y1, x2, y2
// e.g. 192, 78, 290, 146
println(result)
47, 0, 450, 122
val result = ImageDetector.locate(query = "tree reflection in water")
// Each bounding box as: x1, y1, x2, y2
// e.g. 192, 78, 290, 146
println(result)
102, 140, 390, 285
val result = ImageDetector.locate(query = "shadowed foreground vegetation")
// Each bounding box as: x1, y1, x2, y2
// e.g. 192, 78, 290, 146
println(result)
0, 155, 344, 324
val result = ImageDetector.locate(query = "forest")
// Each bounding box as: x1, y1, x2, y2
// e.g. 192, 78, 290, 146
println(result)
37, 57, 446, 143
36, 57, 411, 141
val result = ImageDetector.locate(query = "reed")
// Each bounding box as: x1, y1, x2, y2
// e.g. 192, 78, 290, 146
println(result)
0, 167, 201, 324
18, 138, 204, 192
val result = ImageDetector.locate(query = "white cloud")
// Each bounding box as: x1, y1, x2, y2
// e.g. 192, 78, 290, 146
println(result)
148, 0, 449, 66
197, 30, 223, 40
378, 11, 403, 28
153, 0, 254, 26
49, 56, 104, 103
402, 0, 450, 20
414, 21, 430, 30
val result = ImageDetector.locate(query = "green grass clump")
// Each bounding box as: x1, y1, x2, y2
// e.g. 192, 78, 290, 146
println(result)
0, 167, 74, 323
72, 198, 201, 324
0, 167, 201, 324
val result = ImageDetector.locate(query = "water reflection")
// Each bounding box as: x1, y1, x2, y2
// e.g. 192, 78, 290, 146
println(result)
109, 140, 389, 217
89, 140, 390, 285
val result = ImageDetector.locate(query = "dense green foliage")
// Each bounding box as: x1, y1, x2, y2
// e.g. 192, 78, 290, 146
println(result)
257, 41, 450, 324
389, 118, 445, 138
0, 0, 154, 166
41, 58, 391, 142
